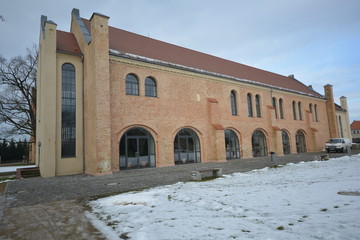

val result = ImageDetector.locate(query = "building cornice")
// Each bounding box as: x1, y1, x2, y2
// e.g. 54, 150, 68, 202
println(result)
109, 50, 326, 101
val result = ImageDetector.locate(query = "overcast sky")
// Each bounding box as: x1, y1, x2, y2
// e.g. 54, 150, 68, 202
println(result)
1, 0, 360, 122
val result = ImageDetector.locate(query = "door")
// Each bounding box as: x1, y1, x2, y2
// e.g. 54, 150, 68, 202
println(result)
179, 137, 195, 163
119, 127, 156, 170
127, 138, 138, 168
225, 129, 240, 160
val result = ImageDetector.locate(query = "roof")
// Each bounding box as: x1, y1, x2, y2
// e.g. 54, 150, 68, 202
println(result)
81, 18, 323, 98
335, 103, 346, 112
351, 121, 360, 130
56, 30, 82, 55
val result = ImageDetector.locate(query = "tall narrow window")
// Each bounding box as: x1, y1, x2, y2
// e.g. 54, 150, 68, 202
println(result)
279, 98, 284, 119
255, 94, 261, 117
61, 63, 76, 157
247, 93, 253, 117
230, 91, 237, 116
309, 104, 313, 121
292, 101, 297, 120
126, 74, 139, 95
339, 116, 344, 138
145, 77, 157, 97
298, 102, 303, 120
272, 97, 278, 119
314, 104, 319, 121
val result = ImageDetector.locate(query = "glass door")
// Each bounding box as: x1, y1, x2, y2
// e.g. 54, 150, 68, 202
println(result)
127, 138, 138, 168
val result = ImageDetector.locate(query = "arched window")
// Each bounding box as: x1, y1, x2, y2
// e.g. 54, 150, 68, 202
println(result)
272, 97, 278, 119
282, 130, 291, 154
255, 94, 261, 117
126, 74, 139, 95
314, 104, 319, 122
252, 130, 268, 157
298, 102, 303, 120
145, 77, 157, 97
225, 129, 240, 160
292, 101, 297, 120
61, 63, 76, 157
339, 116, 344, 138
119, 127, 156, 169
230, 91, 237, 116
279, 98, 284, 119
247, 93, 253, 117
309, 104, 313, 121
295, 130, 307, 153
174, 128, 201, 164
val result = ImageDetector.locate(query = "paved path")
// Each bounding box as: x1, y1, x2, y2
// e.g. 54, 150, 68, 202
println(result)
0, 151, 358, 239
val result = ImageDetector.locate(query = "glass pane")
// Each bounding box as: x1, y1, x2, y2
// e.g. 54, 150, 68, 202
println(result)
127, 138, 137, 158
179, 138, 187, 152
139, 138, 149, 157
61, 63, 76, 157
127, 128, 147, 136
188, 138, 194, 152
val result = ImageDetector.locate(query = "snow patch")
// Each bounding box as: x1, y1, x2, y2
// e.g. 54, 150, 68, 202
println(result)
87, 154, 360, 240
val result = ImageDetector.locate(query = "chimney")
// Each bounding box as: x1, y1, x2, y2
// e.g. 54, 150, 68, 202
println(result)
324, 84, 339, 138
340, 96, 348, 111
307, 85, 313, 90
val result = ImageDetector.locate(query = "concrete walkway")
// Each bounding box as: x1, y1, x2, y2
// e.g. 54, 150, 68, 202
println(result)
0, 151, 358, 239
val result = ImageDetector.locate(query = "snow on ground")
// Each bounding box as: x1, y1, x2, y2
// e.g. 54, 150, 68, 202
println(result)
0, 165, 36, 173
87, 155, 360, 240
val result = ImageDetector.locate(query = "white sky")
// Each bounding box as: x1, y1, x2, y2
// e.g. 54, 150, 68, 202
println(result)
1, 0, 359, 121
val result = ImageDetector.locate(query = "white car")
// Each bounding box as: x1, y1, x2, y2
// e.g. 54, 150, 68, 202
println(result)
325, 138, 352, 153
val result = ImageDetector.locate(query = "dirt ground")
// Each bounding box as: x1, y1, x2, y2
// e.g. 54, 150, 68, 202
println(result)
0, 198, 106, 240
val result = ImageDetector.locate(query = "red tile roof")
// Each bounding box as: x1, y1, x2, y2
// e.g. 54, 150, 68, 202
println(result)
351, 121, 360, 130
81, 19, 322, 98
56, 30, 82, 55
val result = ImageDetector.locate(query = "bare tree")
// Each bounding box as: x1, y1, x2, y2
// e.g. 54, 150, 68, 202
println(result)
0, 46, 37, 139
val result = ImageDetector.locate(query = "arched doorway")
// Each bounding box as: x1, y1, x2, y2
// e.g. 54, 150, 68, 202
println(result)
295, 130, 307, 153
225, 129, 240, 160
119, 127, 156, 170
174, 128, 201, 164
252, 130, 268, 157
282, 130, 291, 154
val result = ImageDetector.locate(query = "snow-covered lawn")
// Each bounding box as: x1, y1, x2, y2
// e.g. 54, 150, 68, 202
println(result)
86, 155, 360, 240
0, 164, 36, 173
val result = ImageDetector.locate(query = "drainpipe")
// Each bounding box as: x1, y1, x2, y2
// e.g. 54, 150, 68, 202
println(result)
81, 55, 85, 173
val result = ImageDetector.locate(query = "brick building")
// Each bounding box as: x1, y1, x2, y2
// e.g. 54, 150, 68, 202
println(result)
351, 121, 360, 143
36, 9, 350, 177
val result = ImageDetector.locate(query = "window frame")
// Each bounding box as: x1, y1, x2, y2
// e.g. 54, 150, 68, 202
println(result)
292, 101, 297, 120
145, 76, 157, 97
247, 93, 253, 117
61, 63, 76, 158
279, 98, 284, 119
272, 97, 278, 119
230, 90, 238, 116
255, 94, 261, 118
126, 74, 139, 96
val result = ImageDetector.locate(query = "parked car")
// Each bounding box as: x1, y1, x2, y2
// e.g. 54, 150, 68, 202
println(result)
325, 138, 352, 153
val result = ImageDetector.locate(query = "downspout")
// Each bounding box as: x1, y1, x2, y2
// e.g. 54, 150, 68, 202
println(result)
81, 54, 85, 173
